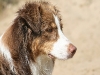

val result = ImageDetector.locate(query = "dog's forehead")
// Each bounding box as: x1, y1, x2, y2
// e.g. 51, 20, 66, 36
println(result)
41, 6, 61, 28
41, 14, 61, 30
40, 11, 58, 29
40, 2, 60, 20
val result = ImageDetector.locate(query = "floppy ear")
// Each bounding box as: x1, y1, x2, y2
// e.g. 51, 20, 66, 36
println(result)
17, 3, 42, 34
6, 16, 34, 74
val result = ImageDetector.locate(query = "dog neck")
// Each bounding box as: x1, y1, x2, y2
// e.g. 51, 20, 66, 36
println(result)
29, 55, 55, 75
0, 32, 55, 75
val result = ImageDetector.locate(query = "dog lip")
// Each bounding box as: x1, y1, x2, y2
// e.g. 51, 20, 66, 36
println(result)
48, 54, 55, 59
68, 52, 76, 58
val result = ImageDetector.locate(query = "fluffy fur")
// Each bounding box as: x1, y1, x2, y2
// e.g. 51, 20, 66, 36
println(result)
0, 1, 77, 75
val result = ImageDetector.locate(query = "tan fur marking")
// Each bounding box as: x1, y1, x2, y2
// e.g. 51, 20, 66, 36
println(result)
0, 1, 63, 75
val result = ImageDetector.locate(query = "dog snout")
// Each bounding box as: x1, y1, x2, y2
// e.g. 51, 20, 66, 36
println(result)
68, 44, 77, 54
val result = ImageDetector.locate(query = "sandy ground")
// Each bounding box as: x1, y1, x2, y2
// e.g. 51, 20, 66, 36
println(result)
0, 0, 100, 75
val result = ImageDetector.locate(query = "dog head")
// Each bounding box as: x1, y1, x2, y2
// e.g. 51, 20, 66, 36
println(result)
16, 2, 77, 60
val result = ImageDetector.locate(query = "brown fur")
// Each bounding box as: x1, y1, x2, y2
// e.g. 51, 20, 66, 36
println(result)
0, 1, 62, 75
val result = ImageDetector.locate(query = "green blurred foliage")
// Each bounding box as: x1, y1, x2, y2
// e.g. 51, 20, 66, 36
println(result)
0, 0, 18, 12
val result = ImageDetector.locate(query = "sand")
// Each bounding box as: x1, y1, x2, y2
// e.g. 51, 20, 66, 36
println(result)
0, 0, 100, 75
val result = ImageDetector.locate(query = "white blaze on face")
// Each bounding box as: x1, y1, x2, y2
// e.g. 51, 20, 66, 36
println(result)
50, 15, 71, 59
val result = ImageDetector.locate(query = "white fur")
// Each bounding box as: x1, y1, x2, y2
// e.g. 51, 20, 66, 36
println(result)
50, 15, 71, 59
29, 55, 54, 75
0, 34, 15, 72
0, 34, 12, 61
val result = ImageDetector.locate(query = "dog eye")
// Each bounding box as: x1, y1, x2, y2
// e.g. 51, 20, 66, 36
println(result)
46, 28, 53, 33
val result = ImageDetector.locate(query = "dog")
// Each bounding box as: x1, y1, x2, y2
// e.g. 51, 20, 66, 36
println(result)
0, 1, 77, 75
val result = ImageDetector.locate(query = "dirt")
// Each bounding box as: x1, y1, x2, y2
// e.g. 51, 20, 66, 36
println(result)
0, 0, 100, 75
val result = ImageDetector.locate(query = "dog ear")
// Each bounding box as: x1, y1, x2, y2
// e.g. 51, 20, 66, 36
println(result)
17, 3, 42, 34
8, 16, 34, 74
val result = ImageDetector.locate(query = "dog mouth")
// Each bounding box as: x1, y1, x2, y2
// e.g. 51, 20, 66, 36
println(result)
67, 54, 74, 58
48, 53, 74, 59
68, 51, 76, 58
48, 50, 76, 59
48, 54, 55, 59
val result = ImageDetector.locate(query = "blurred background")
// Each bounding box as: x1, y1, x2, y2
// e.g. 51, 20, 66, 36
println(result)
0, 0, 100, 75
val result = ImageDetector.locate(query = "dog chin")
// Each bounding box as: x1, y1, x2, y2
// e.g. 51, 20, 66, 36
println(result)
48, 53, 73, 60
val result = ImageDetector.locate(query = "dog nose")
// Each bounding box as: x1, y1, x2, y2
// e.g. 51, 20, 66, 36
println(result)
68, 44, 77, 54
